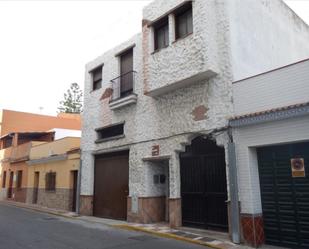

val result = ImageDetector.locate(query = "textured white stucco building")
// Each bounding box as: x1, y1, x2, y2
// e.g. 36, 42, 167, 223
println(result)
80, 0, 309, 247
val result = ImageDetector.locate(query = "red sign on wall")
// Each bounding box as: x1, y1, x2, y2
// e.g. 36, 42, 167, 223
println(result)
152, 145, 160, 156
291, 158, 305, 178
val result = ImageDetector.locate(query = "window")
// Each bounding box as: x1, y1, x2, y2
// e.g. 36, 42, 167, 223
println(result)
16, 170, 22, 189
92, 66, 102, 91
96, 123, 124, 141
175, 2, 193, 39
154, 17, 169, 51
3, 137, 13, 149
2, 171, 6, 188
45, 172, 56, 191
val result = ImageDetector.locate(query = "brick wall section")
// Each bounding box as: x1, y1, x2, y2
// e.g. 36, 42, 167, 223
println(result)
127, 196, 166, 223
26, 188, 73, 211
240, 214, 265, 247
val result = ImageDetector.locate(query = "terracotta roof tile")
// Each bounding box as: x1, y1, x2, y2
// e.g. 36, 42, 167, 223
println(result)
231, 102, 309, 121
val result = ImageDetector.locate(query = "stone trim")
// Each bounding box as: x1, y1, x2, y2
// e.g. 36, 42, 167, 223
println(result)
127, 196, 166, 224
79, 195, 93, 216
240, 213, 265, 247
169, 198, 182, 228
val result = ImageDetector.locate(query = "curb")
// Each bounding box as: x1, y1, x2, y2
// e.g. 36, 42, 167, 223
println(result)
112, 224, 224, 249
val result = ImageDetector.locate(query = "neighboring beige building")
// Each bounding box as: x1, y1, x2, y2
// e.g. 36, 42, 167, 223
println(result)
26, 137, 80, 212
0, 109, 81, 203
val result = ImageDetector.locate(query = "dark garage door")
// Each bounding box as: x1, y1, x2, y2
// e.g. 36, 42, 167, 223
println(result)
180, 137, 228, 231
94, 151, 129, 220
257, 142, 309, 248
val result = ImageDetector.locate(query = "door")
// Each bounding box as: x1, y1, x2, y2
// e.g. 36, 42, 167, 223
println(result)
71, 170, 78, 212
33, 172, 39, 204
7, 171, 14, 198
120, 49, 133, 97
180, 137, 228, 231
258, 142, 309, 249
94, 151, 129, 220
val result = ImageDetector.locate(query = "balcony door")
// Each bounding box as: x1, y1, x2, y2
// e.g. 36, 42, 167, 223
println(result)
120, 49, 133, 98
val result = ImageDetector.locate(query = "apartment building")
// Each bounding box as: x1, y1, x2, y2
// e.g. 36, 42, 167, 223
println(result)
80, 0, 309, 247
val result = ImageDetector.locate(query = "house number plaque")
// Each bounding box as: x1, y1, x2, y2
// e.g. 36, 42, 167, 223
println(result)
152, 145, 160, 156
291, 158, 305, 178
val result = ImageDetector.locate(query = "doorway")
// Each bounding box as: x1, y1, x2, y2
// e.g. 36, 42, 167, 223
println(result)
120, 48, 133, 98
93, 151, 129, 220
7, 171, 14, 199
33, 172, 39, 204
71, 170, 78, 212
180, 137, 228, 231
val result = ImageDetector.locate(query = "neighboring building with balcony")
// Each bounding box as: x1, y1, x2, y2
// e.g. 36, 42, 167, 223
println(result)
0, 131, 55, 202
0, 110, 81, 202
230, 58, 309, 249
26, 137, 80, 212
81, 0, 309, 247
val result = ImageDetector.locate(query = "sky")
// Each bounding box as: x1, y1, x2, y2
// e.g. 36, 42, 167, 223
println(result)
0, 0, 308, 116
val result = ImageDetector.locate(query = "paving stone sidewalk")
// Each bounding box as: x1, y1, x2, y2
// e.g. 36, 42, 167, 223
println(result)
115, 223, 286, 249
115, 223, 248, 249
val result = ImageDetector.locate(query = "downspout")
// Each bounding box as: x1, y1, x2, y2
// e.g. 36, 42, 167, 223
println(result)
76, 158, 82, 214
227, 127, 240, 244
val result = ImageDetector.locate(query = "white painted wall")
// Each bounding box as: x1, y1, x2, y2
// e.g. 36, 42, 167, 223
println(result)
51, 128, 81, 140
233, 59, 309, 116
233, 115, 309, 214
229, 0, 309, 81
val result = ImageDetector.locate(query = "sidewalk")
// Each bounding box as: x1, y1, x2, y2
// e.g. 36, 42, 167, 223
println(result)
0, 200, 284, 249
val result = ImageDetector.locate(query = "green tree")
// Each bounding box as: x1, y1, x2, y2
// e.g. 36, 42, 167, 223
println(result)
58, 83, 83, 113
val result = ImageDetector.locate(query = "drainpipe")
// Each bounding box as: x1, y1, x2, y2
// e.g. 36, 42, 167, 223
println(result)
76, 159, 82, 214
227, 128, 240, 244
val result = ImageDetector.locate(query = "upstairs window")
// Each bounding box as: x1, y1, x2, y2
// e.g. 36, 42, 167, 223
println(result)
45, 172, 56, 191
96, 123, 124, 142
16, 170, 22, 189
175, 2, 193, 39
154, 17, 169, 51
92, 66, 102, 91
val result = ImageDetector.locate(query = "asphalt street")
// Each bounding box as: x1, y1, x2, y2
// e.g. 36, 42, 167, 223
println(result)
0, 203, 208, 249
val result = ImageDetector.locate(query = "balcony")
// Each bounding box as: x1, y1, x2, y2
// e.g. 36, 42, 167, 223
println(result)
0, 147, 12, 163
109, 71, 137, 110
10, 141, 44, 163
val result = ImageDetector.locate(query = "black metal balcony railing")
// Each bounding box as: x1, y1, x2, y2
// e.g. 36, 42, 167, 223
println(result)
110, 71, 136, 101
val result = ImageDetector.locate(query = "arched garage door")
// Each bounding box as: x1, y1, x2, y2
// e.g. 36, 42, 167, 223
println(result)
257, 142, 309, 248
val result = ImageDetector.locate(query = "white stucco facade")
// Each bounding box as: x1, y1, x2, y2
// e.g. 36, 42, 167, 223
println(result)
232, 59, 309, 215
81, 0, 309, 240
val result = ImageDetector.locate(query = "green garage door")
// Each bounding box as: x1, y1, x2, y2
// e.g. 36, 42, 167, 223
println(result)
257, 142, 309, 248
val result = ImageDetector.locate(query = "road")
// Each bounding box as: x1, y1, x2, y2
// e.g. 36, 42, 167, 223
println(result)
0, 203, 208, 249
